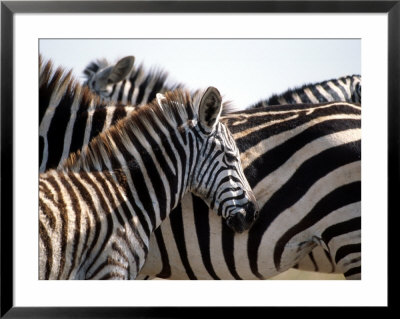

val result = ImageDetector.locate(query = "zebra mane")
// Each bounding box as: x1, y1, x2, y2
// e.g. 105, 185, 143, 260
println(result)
39, 55, 108, 115
247, 74, 361, 109
62, 88, 208, 172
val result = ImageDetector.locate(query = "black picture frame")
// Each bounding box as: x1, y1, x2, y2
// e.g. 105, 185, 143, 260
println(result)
1, 1, 395, 317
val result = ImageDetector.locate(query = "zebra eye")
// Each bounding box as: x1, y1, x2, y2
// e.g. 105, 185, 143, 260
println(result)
225, 153, 238, 163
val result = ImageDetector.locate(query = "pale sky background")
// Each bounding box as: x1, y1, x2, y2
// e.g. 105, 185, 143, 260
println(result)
39, 39, 360, 109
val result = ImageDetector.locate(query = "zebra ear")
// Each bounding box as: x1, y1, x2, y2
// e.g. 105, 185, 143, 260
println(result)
107, 56, 135, 84
198, 87, 222, 133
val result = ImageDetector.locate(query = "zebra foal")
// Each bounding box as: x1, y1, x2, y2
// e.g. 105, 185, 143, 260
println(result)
39, 84, 259, 280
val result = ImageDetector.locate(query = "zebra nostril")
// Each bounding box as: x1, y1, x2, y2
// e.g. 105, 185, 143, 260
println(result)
244, 201, 259, 222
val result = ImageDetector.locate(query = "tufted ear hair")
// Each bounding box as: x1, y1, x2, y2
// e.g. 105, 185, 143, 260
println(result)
107, 56, 135, 84
198, 87, 222, 133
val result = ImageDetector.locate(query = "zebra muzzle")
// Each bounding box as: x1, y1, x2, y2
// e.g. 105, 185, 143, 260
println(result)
225, 200, 259, 233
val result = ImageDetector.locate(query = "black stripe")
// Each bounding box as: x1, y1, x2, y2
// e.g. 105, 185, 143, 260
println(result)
136, 75, 151, 105
60, 173, 82, 279
114, 227, 141, 277
286, 89, 309, 104
243, 118, 361, 187
109, 84, 117, 100
111, 133, 157, 229
89, 107, 107, 142
87, 258, 128, 280
169, 202, 197, 279
117, 79, 127, 102
126, 68, 140, 104
82, 172, 114, 275
39, 136, 44, 167
222, 220, 243, 279
309, 85, 328, 103
98, 272, 126, 280
46, 88, 74, 170
332, 79, 350, 101
321, 217, 361, 245
39, 220, 53, 279
192, 195, 220, 280
68, 108, 89, 162
149, 116, 180, 209
335, 243, 361, 264
117, 225, 142, 276
344, 266, 361, 278
110, 107, 128, 126
274, 181, 361, 270
235, 104, 360, 153
39, 198, 56, 231
321, 82, 341, 101
111, 242, 130, 277
124, 124, 168, 222
45, 175, 68, 279
247, 140, 361, 278
153, 228, 171, 278
74, 172, 102, 275
109, 159, 151, 239
308, 252, 319, 272
148, 76, 168, 103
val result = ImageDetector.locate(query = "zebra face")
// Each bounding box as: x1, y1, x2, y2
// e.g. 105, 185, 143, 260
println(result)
188, 87, 259, 233
85, 56, 135, 100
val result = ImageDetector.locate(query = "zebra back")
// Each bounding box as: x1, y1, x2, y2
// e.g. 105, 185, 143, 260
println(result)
249, 75, 361, 108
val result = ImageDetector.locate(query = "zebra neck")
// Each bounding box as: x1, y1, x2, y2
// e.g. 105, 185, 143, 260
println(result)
109, 130, 194, 232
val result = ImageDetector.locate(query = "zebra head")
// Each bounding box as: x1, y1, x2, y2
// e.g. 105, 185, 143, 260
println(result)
158, 87, 259, 233
83, 56, 135, 99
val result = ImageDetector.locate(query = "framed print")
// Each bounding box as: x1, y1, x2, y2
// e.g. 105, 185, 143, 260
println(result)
1, 0, 396, 317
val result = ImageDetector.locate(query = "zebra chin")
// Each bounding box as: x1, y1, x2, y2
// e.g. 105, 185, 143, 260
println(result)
225, 200, 259, 233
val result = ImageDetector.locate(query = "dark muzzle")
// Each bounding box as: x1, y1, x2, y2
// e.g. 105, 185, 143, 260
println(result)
225, 200, 259, 233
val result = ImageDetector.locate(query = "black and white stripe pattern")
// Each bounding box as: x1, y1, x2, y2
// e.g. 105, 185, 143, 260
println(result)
250, 75, 361, 108
83, 56, 183, 106
40, 55, 184, 172
39, 56, 137, 172
40, 58, 360, 280
39, 76, 259, 280
139, 102, 361, 280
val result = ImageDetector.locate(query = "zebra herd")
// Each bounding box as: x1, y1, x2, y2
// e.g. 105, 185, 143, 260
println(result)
39, 54, 361, 280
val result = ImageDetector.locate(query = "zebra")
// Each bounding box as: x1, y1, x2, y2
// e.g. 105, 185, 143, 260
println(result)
250, 75, 361, 108
40, 58, 360, 279
39, 81, 259, 280
83, 55, 183, 106
39, 55, 181, 172
138, 101, 361, 280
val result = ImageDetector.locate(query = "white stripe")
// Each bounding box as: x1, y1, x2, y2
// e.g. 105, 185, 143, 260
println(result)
303, 87, 320, 103
82, 100, 95, 149
58, 87, 83, 169
327, 80, 346, 101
